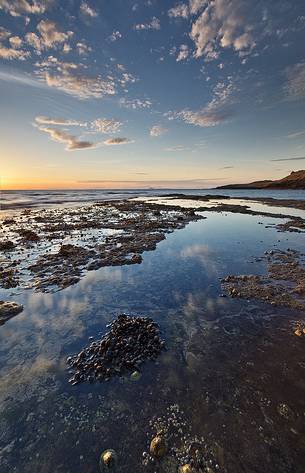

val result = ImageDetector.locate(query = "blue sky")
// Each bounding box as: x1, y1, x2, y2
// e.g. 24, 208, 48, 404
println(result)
1, 0, 305, 189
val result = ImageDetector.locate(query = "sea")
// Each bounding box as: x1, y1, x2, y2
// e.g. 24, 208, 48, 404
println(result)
2, 187, 305, 211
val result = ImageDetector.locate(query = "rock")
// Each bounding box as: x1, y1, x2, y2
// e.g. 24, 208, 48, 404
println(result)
19, 230, 40, 242
295, 327, 303, 337
58, 244, 80, 257
0, 240, 15, 251
150, 435, 167, 458
99, 449, 118, 472
130, 370, 141, 382
277, 403, 294, 420
67, 314, 165, 385
179, 465, 194, 473
0, 301, 23, 325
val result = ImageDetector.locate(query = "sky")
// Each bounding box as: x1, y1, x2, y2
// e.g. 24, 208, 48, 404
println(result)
1, 0, 305, 189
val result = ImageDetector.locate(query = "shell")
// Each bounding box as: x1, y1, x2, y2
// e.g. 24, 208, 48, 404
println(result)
99, 449, 118, 472
149, 435, 167, 458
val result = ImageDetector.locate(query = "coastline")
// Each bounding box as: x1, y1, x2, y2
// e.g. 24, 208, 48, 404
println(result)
1, 192, 305, 473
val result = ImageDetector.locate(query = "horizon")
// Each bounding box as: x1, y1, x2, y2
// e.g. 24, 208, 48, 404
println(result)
1, 1, 305, 189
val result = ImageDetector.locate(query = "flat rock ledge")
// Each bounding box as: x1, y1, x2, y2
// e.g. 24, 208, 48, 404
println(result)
0, 301, 23, 325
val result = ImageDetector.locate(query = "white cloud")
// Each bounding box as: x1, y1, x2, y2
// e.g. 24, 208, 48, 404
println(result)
104, 137, 133, 145
0, 45, 30, 60
36, 20, 73, 49
176, 44, 189, 62
9, 36, 23, 48
165, 145, 188, 152
35, 116, 87, 126
168, 1, 207, 19
37, 126, 97, 151
63, 43, 71, 54
190, 0, 256, 59
76, 41, 92, 56
0, 27, 11, 41
38, 69, 115, 99
150, 125, 168, 137
287, 130, 305, 139
91, 118, 122, 134
35, 55, 79, 71
189, 0, 207, 15
26, 21, 73, 53
167, 78, 236, 127
135, 17, 160, 30
119, 97, 152, 109
0, 0, 53, 16
168, 4, 189, 19
25, 32, 43, 52
35, 116, 122, 134
80, 1, 98, 18
108, 31, 122, 42
284, 61, 305, 100
119, 72, 137, 86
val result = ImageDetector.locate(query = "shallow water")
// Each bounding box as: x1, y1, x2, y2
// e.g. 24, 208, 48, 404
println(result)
1, 209, 305, 472
3, 188, 305, 211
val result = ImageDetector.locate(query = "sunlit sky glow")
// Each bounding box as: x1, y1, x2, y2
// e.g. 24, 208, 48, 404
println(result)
1, 0, 305, 189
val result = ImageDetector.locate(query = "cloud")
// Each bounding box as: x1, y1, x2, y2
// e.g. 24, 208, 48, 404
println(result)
119, 72, 137, 86
168, 1, 206, 19
37, 126, 97, 151
119, 98, 152, 109
135, 17, 160, 30
176, 44, 189, 62
0, 27, 11, 41
165, 145, 188, 152
80, 1, 98, 18
0, 69, 48, 89
91, 118, 122, 134
168, 4, 189, 19
189, 0, 207, 15
35, 116, 86, 126
25, 32, 43, 52
190, 0, 256, 60
34, 55, 79, 71
108, 31, 122, 42
284, 61, 305, 100
104, 137, 133, 145
76, 41, 92, 56
270, 156, 305, 162
0, 45, 30, 60
9, 36, 23, 48
0, 0, 53, 16
167, 78, 236, 127
26, 20, 73, 53
36, 20, 73, 49
150, 125, 168, 137
219, 166, 234, 169
174, 106, 233, 127
287, 130, 305, 139
39, 69, 115, 99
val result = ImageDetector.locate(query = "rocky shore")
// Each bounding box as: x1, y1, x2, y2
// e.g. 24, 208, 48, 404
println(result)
0, 199, 203, 293
222, 248, 305, 311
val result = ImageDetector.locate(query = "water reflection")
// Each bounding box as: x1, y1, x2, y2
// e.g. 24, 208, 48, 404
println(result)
1, 213, 305, 472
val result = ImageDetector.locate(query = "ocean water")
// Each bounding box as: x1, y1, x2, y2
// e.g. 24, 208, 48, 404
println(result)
2, 187, 305, 211
1, 198, 305, 472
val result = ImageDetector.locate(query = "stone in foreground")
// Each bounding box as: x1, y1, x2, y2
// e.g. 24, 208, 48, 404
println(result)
0, 301, 23, 325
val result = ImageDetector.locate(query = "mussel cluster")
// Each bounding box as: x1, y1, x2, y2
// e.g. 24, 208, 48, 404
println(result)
67, 314, 165, 385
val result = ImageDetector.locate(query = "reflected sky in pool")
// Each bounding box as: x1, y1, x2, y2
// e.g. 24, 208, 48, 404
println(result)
1, 211, 305, 473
